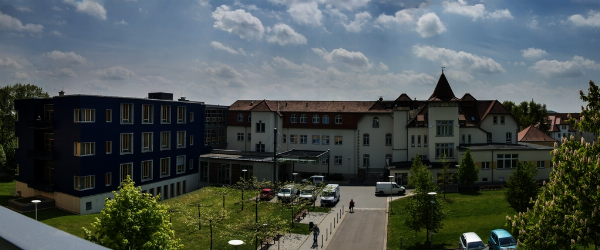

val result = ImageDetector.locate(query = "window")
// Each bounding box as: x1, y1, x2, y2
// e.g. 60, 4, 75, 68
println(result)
501, 116, 505, 125
385, 154, 392, 166
256, 121, 265, 133
322, 115, 330, 124
334, 136, 343, 145
291, 114, 297, 123
237, 133, 244, 141
335, 115, 342, 124
106, 141, 112, 154
424, 135, 428, 146
363, 154, 370, 166
141, 160, 153, 181
290, 135, 298, 144
190, 135, 194, 145
436, 121, 453, 136
177, 131, 186, 148
300, 135, 307, 144
120, 133, 133, 154
487, 133, 492, 143
106, 109, 112, 122
386, 134, 392, 146
160, 132, 171, 150
177, 107, 186, 123
189, 159, 193, 170
482, 162, 490, 169
142, 132, 153, 152
247, 114, 251, 122
497, 154, 518, 169
190, 112, 194, 122
334, 156, 342, 165
493, 116, 498, 124
468, 134, 471, 144
462, 134, 465, 144
121, 104, 133, 124
322, 135, 330, 145
237, 113, 243, 122
85, 201, 92, 210
312, 135, 320, 144
418, 135, 421, 147
312, 115, 319, 123
300, 114, 307, 123
322, 158, 329, 165
74, 109, 95, 122
373, 117, 379, 128
161, 105, 171, 124
105, 173, 112, 186
247, 133, 251, 141
435, 143, 454, 158
411, 135, 415, 147
120, 163, 133, 182
160, 158, 170, 177
176, 156, 186, 174
74, 175, 95, 190
506, 132, 512, 144
537, 161, 545, 168
74, 142, 95, 156
363, 134, 370, 146
142, 104, 153, 124
256, 143, 265, 152
283, 134, 286, 143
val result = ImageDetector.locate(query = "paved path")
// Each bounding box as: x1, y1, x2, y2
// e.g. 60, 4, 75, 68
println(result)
327, 208, 387, 250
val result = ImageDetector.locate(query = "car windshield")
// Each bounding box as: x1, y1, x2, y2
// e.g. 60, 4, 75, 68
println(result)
322, 191, 334, 197
467, 241, 486, 249
280, 188, 290, 194
261, 191, 270, 194
499, 236, 517, 246
301, 190, 312, 195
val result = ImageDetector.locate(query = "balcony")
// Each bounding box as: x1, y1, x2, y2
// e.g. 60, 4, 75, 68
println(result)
26, 180, 54, 193
27, 120, 54, 130
27, 150, 53, 161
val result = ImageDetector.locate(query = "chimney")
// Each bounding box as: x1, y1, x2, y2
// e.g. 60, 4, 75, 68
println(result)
59, 90, 65, 96
178, 96, 187, 101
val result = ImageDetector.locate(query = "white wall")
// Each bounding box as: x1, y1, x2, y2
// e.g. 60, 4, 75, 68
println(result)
392, 109, 409, 162
479, 115, 519, 144
427, 106, 460, 162
227, 126, 250, 151
357, 114, 394, 171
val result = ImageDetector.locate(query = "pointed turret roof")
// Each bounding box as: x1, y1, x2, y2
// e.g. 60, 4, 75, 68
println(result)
428, 73, 459, 101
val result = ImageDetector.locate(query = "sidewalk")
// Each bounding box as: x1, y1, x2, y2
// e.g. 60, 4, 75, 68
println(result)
297, 205, 348, 250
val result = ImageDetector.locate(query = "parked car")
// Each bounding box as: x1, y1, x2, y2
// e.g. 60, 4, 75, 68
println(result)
488, 229, 517, 250
259, 188, 275, 200
320, 184, 340, 207
277, 184, 298, 203
375, 182, 405, 195
459, 232, 486, 250
299, 185, 317, 202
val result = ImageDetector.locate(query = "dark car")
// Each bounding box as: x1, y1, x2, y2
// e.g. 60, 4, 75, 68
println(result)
259, 188, 275, 200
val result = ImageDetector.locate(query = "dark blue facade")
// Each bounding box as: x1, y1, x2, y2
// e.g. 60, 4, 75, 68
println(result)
15, 94, 208, 199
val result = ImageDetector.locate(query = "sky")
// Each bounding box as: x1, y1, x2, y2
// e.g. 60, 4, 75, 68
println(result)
1, 0, 600, 112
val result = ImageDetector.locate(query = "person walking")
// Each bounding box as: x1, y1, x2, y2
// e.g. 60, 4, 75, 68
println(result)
313, 224, 320, 242
349, 199, 355, 213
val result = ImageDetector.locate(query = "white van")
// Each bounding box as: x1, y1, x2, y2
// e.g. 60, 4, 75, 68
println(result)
277, 184, 298, 203
320, 184, 340, 206
299, 185, 317, 202
375, 182, 405, 195
308, 175, 325, 185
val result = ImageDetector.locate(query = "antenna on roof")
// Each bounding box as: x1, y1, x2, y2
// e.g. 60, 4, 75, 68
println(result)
441, 66, 445, 73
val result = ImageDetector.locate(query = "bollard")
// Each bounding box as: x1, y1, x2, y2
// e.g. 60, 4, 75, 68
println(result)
342, 205, 344, 214
330, 223, 332, 234
321, 235, 323, 248
326, 228, 328, 240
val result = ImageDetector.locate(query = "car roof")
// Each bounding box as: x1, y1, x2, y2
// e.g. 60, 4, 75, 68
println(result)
261, 188, 272, 191
491, 229, 513, 238
463, 232, 483, 242
302, 185, 314, 190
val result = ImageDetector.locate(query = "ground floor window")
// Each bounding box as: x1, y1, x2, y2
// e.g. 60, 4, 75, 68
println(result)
334, 156, 342, 165
497, 154, 518, 168
435, 143, 454, 158
218, 163, 231, 184
74, 175, 95, 190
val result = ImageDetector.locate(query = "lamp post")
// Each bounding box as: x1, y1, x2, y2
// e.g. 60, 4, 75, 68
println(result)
242, 169, 247, 210
228, 240, 244, 250
32, 200, 41, 221
427, 192, 437, 247
388, 176, 394, 214
292, 172, 298, 183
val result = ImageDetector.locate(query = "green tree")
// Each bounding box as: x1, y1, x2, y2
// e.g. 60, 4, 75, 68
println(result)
504, 160, 539, 212
456, 148, 478, 192
437, 153, 453, 199
0, 144, 6, 172
404, 155, 447, 243
502, 99, 549, 131
83, 177, 182, 250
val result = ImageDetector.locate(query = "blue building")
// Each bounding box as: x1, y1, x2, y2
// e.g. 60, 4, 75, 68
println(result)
15, 92, 208, 214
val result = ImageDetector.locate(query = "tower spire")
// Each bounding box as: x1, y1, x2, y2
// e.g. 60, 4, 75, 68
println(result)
441, 66, 445, 73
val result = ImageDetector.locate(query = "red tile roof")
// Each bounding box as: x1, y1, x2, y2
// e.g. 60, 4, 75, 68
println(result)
518, 125, 557, 142
547, 113, 579, 132
229, 100, 390, 113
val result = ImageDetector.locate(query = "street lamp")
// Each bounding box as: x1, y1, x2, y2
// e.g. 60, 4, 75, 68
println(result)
292, 172, 298, 183
32, 200, 41, 221
427, 192, 437, 247
388, 175, 394, 214
228, 240, 244, 250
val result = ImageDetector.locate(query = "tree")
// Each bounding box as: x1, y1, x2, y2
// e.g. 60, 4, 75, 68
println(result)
456, 148, 478, 192
502, 99, 549, 131
83, 177, 182, 250
508, 80, 600, 249
437, 153, 453, 199
504, 160, 539, 212
403, 155, 447, 243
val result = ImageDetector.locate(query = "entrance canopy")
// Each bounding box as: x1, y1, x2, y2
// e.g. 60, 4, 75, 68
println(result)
200, 149, 329, 164
276, 149, 329, 164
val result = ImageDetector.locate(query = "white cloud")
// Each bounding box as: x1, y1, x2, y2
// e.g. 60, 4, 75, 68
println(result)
43, 50, 87, 65
114, 19, 128, 25
199, 0, 211, 7
212, 5, 264, 40
521, 48, 548, 60
412, 45, 505, 74
530, 56, 600, 78
15, 7, 32, 13
10, 72, 28, 80
513, 61, 526, 66
416, 12, 446, 38
210, 41, 239, 54
569, 10, 600, 27
141, 75, 173, 85
94, 66, 136, 80
443, 69, 474, 82
64, 0, 107, 20
374, 9, 415, 29
442, 0, 512, 20
0, 57, 24, 69
51, 30, 63, 37
204, 63, 243, 79
343, 11, 372, 33
487, 9, 513, 20
52, 6, 62, 11
0, 11, 44, 34
41, 68, 77, 77
266, 23, 307, 46
378, 62, 388, 71
527, 19, 539, 29
287, 2, 322, 26
312, 47, 371, 70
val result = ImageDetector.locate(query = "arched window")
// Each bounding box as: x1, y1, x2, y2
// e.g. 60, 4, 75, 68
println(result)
373, 117, 379, 128
290, 114, 298, 123
248, 114, 251, 122
322, 115, 330, 124
300, 114, 307, 123
312, 114, 320, 123
237, 113, 243, 122
335, 115, 342, 124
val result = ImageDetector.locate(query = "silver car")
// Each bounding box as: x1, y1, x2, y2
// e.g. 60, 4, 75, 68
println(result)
459, 232, 486, 250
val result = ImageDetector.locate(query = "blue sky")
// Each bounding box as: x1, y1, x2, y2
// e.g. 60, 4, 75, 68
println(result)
1, 0, 599, 112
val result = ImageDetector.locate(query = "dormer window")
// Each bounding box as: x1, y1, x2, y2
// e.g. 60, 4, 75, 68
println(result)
312, 114, 319, 123
237, 113, 243, 122
418, 121, 424, 126
247, 114, 251, 122
290, 114, 298, 123
459, 121, 465, 126
373, 117, 379, 128
300, 114, 307, 123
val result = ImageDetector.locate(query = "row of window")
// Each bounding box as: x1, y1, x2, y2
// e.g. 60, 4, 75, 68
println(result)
236, 113, 345, 125
74, 105, 193, 124
74, 132, 193, 156
492, 116, 506, 125
74, 156, 190, 191
410, 135, 428, 147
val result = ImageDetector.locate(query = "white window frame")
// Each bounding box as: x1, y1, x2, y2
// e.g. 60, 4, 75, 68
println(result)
290, 135, 298, 144
106, 109, 112, 122
290, 114, 298, 123
120, 104, 133, 124
237, 113, 243, 122
482, 162, 490, 169
161, 105, 171, 124
120, 163, 133, 182
176, 155, 186, 174
335, 115, 342, 124
141, 132, 153, 152
300, 135, 307, 144
497, 154, 518, 169
435, 143, 454, 159
537, 161, 545, 168
312, 135, 320, 144
256, 121, 265, 133
177, 106, 186, 124
436, 120, 453, 136
177, 131, 186, 148
335, 136, 342, 145
322, 135, 330, 145
74, 109, 95, 123
386, 134, 392, 146
142, 104, 153, 124
237, 133, 244, 141
506, 132, 512, 144
312, 114, 319, 123
74, 142, 95, 156
160, 157, 171, 177
322, 115, 330, 124
106, 141, 112, 154
160, 131, 171, 150
74, 175, 95, 191
363, 134, 370, 146
363, 154, 370, 166
141, 160, 153, 182
256, 143, 265, 152
334, 156, 342, 165
120, 133, 133, 155
300, 114, 307, 123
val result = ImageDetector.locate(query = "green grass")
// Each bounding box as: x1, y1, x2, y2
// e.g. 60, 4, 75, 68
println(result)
0, 179, 16, 206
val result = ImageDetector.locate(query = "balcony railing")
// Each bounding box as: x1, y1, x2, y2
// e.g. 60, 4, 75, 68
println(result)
27, 120, 54, 129
27, 150, 53, 160
26, 180, 54, 193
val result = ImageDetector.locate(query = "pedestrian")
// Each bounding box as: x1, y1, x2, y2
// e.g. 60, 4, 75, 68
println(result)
349, 199, 355, 213
313, 224, 320, 242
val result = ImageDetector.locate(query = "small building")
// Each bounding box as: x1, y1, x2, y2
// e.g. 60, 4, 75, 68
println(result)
518, 125, 557, 147
547, 113, 597, 143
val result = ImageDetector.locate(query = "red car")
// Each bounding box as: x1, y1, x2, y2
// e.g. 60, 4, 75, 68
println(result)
260, 188, 275, 200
